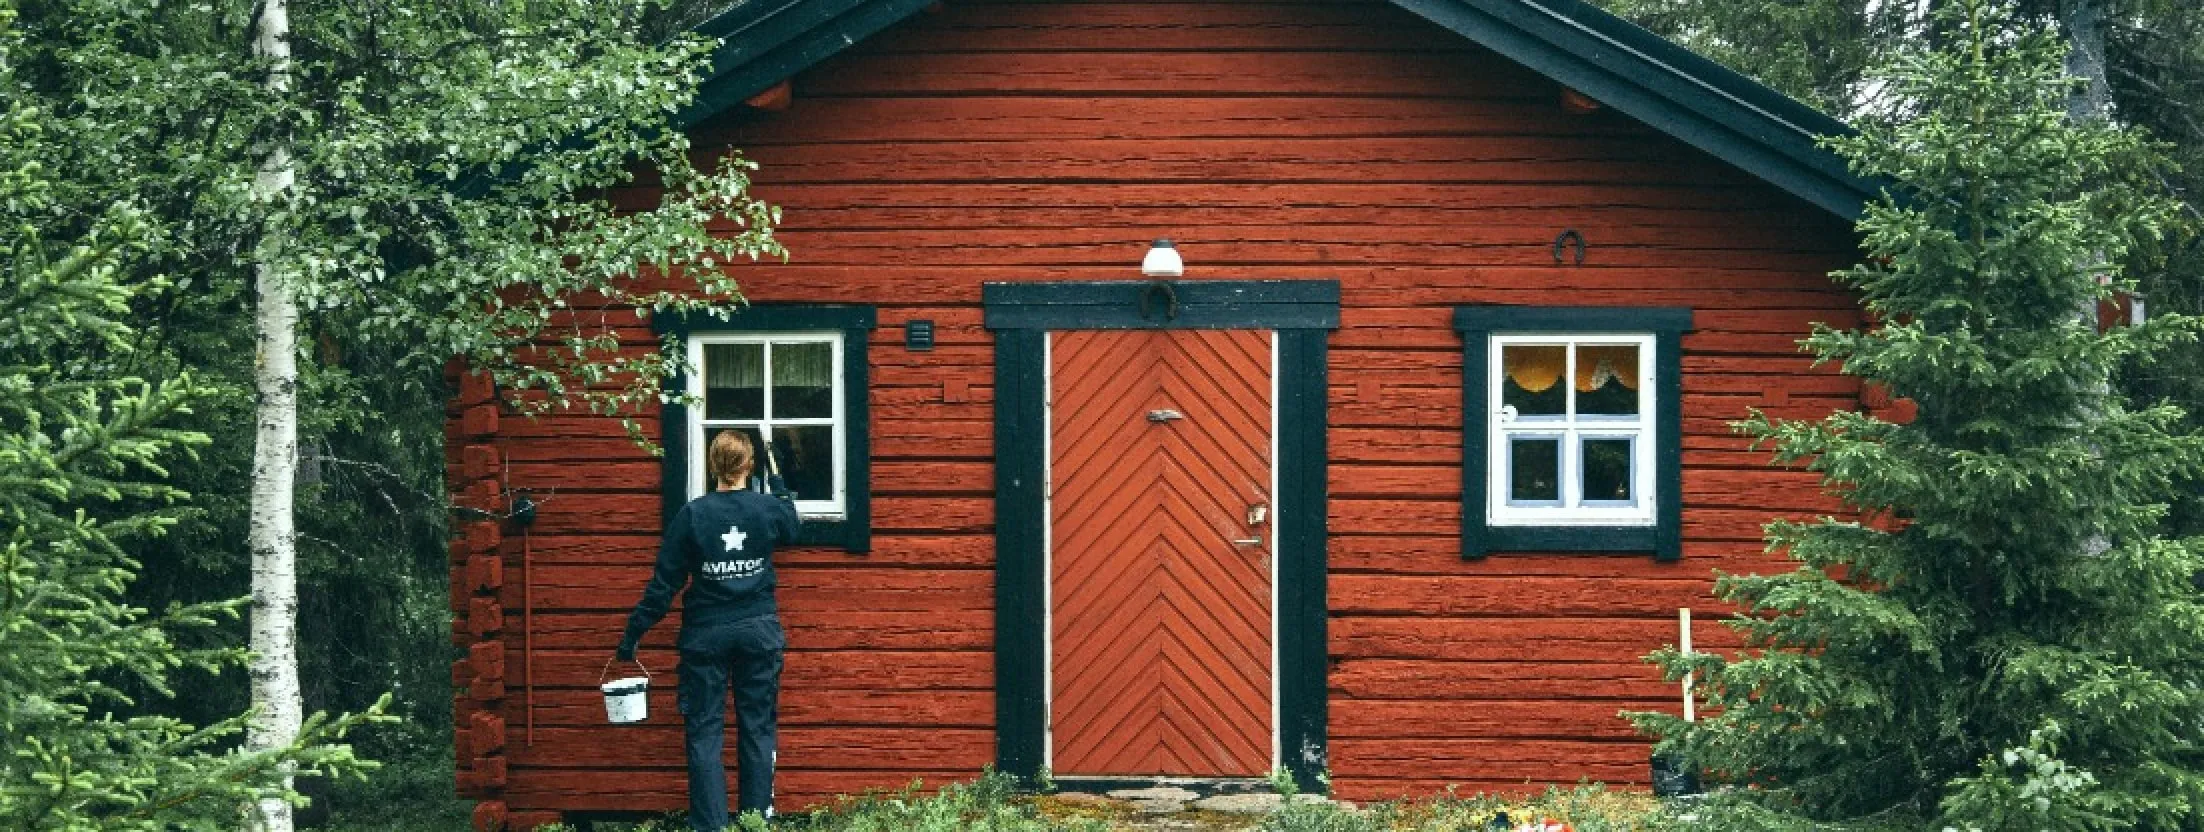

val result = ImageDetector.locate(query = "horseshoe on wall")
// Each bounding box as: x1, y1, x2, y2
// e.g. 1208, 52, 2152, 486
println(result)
1552, 229, 1588, 265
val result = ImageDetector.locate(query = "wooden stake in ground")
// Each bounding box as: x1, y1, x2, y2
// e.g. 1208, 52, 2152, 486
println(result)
244, 0, 303, 828
1679, 608, 1695, 724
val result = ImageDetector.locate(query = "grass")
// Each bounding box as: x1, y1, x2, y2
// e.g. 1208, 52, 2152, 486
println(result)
1261, 785, 1663, 832
323, 765, 1678, 832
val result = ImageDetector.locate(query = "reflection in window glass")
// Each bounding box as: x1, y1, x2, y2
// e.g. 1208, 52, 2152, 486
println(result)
1487, 332, 1657, 526
1509, 438, 1561, 504
1581, 438, 1634, 503
773, 342, 834, 419
704, 343, 764, 420
1501, 344, 1567, 417
769, 425, 835, 502
1576, 344, 1640, 417
697, 335, 843, 517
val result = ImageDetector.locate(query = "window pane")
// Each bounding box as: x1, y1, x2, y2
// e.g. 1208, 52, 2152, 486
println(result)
703, 425, 766, 488
1581, 438, 1634, 503
768, 425, 836, 503
1501, 344, 1566, 417
1576, 344, 1641, 417
704, 343, 764, 420
1508, 438, 1561, 504
771, 341, 834, 419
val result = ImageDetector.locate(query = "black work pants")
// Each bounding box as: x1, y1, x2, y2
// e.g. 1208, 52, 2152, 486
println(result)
676, 614, 784, 832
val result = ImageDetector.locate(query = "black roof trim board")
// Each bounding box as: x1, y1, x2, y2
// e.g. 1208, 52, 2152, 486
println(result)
676, 0, 1876, 220
1392, 0, 1871, 218
674, 0, 938, 129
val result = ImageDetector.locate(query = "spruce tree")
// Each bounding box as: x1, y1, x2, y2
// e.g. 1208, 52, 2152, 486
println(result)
1633, 1, 2204, 828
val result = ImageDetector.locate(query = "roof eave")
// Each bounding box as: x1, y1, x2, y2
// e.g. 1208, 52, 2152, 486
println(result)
676, 0, 937, 130
677, 0, 1878, 221
1390, 0, 1873, 220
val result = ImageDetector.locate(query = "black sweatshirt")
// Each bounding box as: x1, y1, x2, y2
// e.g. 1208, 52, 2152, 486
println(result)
619, 488, 801, 653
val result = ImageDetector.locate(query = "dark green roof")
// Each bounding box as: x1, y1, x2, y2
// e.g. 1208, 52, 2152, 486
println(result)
678, 0, 1875, 220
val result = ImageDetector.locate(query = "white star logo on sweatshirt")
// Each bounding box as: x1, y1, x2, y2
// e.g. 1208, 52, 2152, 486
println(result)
721, 525, 747, 552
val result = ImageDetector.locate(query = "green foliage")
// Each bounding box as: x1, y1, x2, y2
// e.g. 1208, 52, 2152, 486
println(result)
0, 10, 389, 825
1258, 784, 1662, 832
1596, 0, 1910, 115
1597, 0, 2204, 129
319, 751, 472, 831
1630, 1, 2204, 828
320, 775, 1671, 832
1269, 766, 1302, 799
8, 0, 789, 808
1262, 802, 1373, 832
13, 0, 783, 423
775, 770, 1108, 832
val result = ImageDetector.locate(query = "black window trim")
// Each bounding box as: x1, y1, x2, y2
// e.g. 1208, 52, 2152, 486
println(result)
1454, 305, 1690, 561
656, 304, 876, 552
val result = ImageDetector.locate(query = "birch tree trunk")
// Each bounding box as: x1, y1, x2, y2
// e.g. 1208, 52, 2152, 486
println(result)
244, 0, 302, 829
2060, 0, 2120, 564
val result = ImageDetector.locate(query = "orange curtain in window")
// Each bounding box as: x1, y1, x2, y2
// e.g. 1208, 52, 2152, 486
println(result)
1576, 345, 1639, 391
1502, 347, 1566, 393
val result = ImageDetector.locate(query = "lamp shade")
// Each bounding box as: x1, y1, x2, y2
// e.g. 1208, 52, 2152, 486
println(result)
1140, 239, 1183, 277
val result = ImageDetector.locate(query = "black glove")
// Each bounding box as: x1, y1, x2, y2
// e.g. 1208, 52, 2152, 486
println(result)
615, 640, 637, 663
765, 475, 789, 495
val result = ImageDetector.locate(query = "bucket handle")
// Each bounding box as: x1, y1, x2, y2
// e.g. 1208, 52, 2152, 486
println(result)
599, 656, 651, 684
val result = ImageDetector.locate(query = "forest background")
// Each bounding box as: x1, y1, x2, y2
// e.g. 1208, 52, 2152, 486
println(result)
4, 0, 2200, 827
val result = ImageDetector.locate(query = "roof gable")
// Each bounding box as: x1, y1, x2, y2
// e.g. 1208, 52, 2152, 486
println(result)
677, 0, 1875, 220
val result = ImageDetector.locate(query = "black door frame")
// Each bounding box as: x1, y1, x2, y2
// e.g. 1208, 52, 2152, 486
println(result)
983, 279, 1337, 789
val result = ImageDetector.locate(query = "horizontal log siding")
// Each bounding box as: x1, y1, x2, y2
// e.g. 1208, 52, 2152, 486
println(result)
452, 0, 1863, 817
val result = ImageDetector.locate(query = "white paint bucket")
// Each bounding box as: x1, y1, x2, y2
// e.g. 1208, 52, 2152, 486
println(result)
599, 658, 653, 724
602, 676, 649, 724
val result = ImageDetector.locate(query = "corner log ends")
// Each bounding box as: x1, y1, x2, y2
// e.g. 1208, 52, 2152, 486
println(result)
448, 365, 515, 829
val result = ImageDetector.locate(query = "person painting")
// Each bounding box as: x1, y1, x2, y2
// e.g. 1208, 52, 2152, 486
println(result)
616, 430, 800, 831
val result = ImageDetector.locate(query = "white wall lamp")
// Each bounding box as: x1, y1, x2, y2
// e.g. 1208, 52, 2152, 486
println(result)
1138, 239, 1183, 321
1140, 238, 1184, 278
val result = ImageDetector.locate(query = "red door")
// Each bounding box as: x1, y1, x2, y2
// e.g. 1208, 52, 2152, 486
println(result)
1048, 328, 1274, 777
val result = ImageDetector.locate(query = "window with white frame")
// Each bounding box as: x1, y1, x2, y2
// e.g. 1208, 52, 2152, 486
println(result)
687, 332, 847, 519
1486, 334, 1657, 526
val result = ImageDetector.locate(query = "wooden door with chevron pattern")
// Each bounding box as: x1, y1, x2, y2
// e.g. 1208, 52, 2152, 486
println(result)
1048, 328, 1274, 777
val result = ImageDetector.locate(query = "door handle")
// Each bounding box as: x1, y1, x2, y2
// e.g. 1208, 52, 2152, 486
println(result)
1235, 502, 1269, 546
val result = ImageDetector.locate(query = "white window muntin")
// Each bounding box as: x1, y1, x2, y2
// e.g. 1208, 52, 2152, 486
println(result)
686, 331, 846, 520
1487, 333, 1656, 527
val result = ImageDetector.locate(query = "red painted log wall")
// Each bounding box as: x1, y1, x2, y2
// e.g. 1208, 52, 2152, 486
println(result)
445, 0, 1865, 823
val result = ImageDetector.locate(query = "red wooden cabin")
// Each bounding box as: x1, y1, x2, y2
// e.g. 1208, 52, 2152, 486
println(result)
444, 0, 1875, 827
